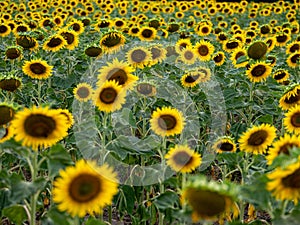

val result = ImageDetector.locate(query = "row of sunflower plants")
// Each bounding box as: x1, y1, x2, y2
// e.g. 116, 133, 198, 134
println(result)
0, 0, 300, 224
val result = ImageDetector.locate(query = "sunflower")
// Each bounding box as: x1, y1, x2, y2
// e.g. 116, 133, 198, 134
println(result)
213, 136, 237, 153
182, 176, 239, 222
275, 33, 291, 47
0, 72, 22, 92
246, 61, 272, 83
238, 123, 277, 154
266, 134, 300, 165
273, 69, 289, 83
165, 144, 201, 173
0, 103, 16, 126
279, 84, 300, 110
0, 23, 11, 37
67, 19, 85, 34
43, 34, 67, 52
53, 159, 118, 217
212, 51, 226, 66
149, 44, 167, 64
99, 31, 125, 54
216, 32, 228, 43
126, 46, 152, 69
97, 58, 137, 90
222, 39, 241, 53
231, 47, 248, 68
175, 39, 192, 54
73, 83, 93, 102
247, 41, 268, 60
128, 26, 140, 37
286, 41, 300, 54
11, 106, 69, 150
283, 105, 300, 134
22, 59, 53, 80
5, 46, 23, 60
0, 126, 14, 144
84, 45, 103, 58
57, 108, 74, 129
287, 52, 300, 68
197, 67, 211, 83
16, 35, 39, 51
93, 80, 126, 113
58, 29, 79, 50
150, 106, 184, 137
195, 23, 212, 36
138, 26, 157, 41
179, 47, 197, 65
267, 158, 300, 204
181, 72, 202, 88
194, 40, 214, 61
135, 81, 156, 97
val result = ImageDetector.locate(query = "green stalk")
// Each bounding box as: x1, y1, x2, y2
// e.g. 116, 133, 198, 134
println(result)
37, 80, 43, 106
28, 150, 38, 225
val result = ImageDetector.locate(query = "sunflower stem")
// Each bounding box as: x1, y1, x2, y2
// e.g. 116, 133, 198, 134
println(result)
108, 205, 112, 224
158, 137, 167, 225
29, 150, 38, 225
37, 80, 43, 106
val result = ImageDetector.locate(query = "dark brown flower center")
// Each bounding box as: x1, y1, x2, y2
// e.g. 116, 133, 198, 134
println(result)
290, 44, 300, 53
0, 78, 21, 92
201, 27, 209, 34
85, 47, 102, 57
213, 54, 223, 63
185, 74, 200, 83
197, 45, 209, 56
16, 36, 36, 49
100, 87, 117, 104
226, 41, 239, 49
76, 87, 90, 99
235, 51, 245, 60
102, 33, 122, 48
69, 174, 101, 203
30, 63, 47, 75
131, 28, 139, 34
168, 23, 180, 32
186, 189, 226, 217
282, 168, 300, 188
115, 21, 124, 27
47, 37, 63, 48
247, 130, 268, 146
131, 49, 146, 63
260, 25, 271, 34
218, 34, 227, 41
61, 32, 75, 45
107, 68, 127, 85
218, 142, 234, 151
276, 34, 288, 43
16, 25, 28, 33
71, 23, 81, 32
0, 25, 8, 33
173, 151, 192, 166
158, 115, 177, 130
6, 48, 21, 59
291, 112, 300, 127
274, 71, 287, 80
0, 106, 15, 126
24, 114, 56, 138
279, 143, 297, 155
141, 29, 153, 38
284, 90, 300, 104
251, 65, 267, 77
290, 53, 300, 64
99, 21, 110, 28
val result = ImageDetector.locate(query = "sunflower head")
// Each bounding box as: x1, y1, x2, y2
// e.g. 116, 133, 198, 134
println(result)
0, 103, 17, 126
99, 30, 126, 54
84, 44, 103, 58
182, 175, 238, 222
126, 46, 152, 69
213, 136, 237, 153
283, 105, 300, 135
0, 71, 22, 92
135, 81, 157, 97
246, 61, 272, 83
16, 34, 39, 50
5, 45, 23, 60
273, 69, 289, 83
73, 83, 93, 102
43, 34, 67, 52
212, 51, 226, 66
279, 84, 300, 110
247, 41, 268, 60
22, 59, 53, 80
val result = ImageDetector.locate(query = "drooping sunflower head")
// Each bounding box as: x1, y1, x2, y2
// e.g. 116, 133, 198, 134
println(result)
135, 81, 157, 97
266, 134, 300, 165
43, 34, 67, 52
279, 84, 300, 110
238, 123, 277, 154
22, 59, 53, 80
165, 144, 202, 173
246, 61, 272, 83
213, 136, 237, 153
283, 105, 300, 135
5, 45, 23, 60
197, 67, 211, 83
0, 71, 22, 92
150, 106, 185, 137
52, 159, 119, 217
93, 80, 126, 113
97, 58, 137, 90
182, 175, 239, 222
0, 103, 17, 126
73, 83, 93, 102
273, 69, 289, 83
212, 51, 226, 66
126, 46, 152, 69
16, 34, 39, 51
194, 40, 215, 61
84, 44, 103, 58
11, 106, 69, 150
247, 41, 268, 60
99, 31, 126, 54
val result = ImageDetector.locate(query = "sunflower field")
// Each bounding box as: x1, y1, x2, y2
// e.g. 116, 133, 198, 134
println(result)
0, 0, 300, 224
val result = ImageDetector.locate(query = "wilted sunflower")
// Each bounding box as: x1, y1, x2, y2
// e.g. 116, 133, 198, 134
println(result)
43, 34, 67, 52
179, 47, 197, 65
266, 134, 300, 165
138, 26, 157, 41
135, 81, 156, 97
5, 45, 23, 60
246, 61, 272, 83
212, 51, 226, 66
99, 31, 125, 54
73, 83, 93, 102
93, 80, 126, 113
267, 158, 300, 204
0, 126, 14, 144
16, 34, 39, 51
149, 44, 167, 64
126, 46, 152, 69
97, 58, 137, 90
0, 23, 11, 37
182, 176, 239, 222
279, 84, 300, 110
58, 29, 79, 50
194, 40, 214, 61
165, 144, 201, 173
0, 103, 16, 126
150, 106, 184, 137
286, 52, 300, 68
273, 69, 289, 83
238, 123, 277, 154
52, 159, 118, 217
11, 106, 69, 150
0, 72, 22, 92
231, 47, 248, 68
213, 136, 237, 153
283, 105, 300, 134
22, 59, 53, 79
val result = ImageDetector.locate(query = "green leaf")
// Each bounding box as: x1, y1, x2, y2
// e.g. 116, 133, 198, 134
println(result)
2, 205, 27, 225
85, 217, 106, 225
153, 190, 179, 211
41, 206, 71, 225
257, 114, 273, 124
120, 185, 135, 215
